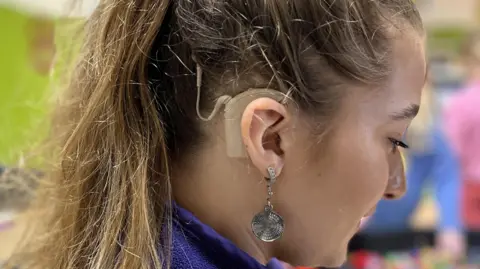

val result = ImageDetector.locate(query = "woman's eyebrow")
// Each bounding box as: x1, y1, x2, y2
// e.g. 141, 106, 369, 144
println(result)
389, 104, 420, 121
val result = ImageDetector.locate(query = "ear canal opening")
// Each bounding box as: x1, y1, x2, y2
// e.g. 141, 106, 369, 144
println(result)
262, 122, 284, 156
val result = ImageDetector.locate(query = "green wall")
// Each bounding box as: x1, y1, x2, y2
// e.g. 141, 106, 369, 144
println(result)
428, 27, 470, 56
0, 7, 50, 164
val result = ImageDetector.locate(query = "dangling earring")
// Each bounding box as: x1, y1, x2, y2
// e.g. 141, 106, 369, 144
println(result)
251, 167, 284, 242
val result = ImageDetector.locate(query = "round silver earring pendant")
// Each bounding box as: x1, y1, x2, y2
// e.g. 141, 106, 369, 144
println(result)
251, 206, 284, 242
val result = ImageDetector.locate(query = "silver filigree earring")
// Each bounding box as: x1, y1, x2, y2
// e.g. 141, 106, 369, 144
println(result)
251, 167, 284, 242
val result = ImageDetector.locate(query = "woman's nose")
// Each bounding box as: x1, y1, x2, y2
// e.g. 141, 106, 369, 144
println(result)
384, 151, 407, 200
383, 173, 406, 199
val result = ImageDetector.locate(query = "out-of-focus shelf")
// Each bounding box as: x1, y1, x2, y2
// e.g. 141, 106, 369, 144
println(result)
410, 196, 438, 230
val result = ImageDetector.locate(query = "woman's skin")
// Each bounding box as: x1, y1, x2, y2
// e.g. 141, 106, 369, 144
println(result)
173, 30, 427, 267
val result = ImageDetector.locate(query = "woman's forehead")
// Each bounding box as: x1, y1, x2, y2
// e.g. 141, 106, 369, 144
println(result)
341, 34, 426, 123
387, 33, 426, 106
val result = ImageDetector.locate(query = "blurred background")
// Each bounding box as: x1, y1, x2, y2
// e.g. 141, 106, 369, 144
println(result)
0, 0, 480, 268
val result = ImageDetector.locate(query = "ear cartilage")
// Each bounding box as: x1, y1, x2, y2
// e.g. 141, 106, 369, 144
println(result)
224, 89, 287, 158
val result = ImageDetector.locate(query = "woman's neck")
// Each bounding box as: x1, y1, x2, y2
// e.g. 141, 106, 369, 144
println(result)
171, 147, 277, 265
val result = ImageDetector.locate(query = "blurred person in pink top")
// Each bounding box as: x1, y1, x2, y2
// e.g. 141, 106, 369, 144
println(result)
444, 32, 480, 230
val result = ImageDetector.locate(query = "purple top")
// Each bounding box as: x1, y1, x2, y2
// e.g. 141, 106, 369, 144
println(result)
171, 204, 285, 269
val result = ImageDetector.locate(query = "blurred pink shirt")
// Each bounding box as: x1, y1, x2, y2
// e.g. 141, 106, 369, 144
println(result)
444, 81, 480, 181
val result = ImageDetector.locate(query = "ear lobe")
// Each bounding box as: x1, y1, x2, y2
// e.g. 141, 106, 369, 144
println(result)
241, 98, 288, 177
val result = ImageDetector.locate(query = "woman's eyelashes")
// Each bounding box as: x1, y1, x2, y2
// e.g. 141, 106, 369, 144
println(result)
389, 138, 409, 152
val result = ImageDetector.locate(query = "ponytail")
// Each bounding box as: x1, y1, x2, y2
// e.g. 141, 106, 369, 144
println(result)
13, 0, 174, 268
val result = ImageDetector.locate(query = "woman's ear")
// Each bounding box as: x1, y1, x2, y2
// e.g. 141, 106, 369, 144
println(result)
241, 98, 289, 177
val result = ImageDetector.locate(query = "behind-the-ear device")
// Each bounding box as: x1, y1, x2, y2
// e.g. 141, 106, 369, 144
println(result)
196, 87, 287, 158
193, 56, 288, 158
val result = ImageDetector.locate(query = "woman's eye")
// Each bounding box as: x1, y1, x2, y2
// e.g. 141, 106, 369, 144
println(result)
389, 138, 409, 152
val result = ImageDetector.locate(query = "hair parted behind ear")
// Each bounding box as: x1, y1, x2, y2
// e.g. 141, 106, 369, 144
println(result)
11, 0, 174, 268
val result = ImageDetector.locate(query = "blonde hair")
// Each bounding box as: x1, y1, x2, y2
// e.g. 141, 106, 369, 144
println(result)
12, 1, 172, 268
11, 0, 422, 268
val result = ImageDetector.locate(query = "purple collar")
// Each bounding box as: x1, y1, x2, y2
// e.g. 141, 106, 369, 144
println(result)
170, 203, 285, 269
